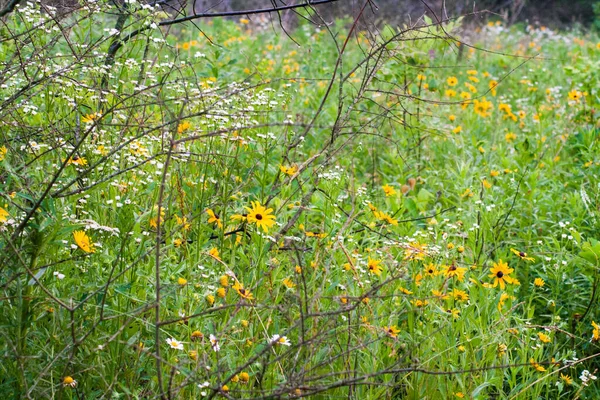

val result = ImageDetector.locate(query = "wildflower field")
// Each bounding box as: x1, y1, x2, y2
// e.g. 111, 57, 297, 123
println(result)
2, 1, 600, 398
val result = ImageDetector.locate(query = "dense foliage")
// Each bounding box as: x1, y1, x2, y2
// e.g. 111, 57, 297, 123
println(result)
1, 2, 600, 398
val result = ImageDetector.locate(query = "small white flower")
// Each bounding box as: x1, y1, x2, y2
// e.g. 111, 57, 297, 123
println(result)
209, 334, 220, 352
53, 271, 65, 280
166, 338, 184, 350
270, 334, 291, 346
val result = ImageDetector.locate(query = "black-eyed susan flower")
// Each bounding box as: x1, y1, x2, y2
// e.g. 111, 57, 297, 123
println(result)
488, 260, 516, 289
567, 89, 582, 102
65, 156, 88, 166
384, 325, 400, 338
206, 209, 223, 228
452, 288, 469, 302
190, 330, 203, 341
232, 281, 254, 300
447, 76, 458, 86
245, 201, 276, 232
510, 248, 535, 261
82, 112, 101, 123
367, 257, 383, 276
444, 263, 467, 281
423, 263, 439, 278
216, 287, 226, 298
73, 230, 95, 253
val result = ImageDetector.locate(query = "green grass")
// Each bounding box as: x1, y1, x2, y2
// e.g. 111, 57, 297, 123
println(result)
1, 2, 600, 399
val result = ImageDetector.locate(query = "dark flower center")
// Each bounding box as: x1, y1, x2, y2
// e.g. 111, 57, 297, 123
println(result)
519, 252, 525, 257
255, 213, 263, 220
449, 265, 457, 272
239, 289, 246, 295
496, 271, 504, 278
428, 269, 434, 274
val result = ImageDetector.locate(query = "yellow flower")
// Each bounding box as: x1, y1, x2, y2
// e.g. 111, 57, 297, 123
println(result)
190, 330, 203, 341
455, 392, 464, 398
399, 287, 413, 295
568, 89, 582, 102
452, 125, 462, 134
447, 76, 458, 86
561, 374, 573, 385
208, 247, 220, 260
592, 321, 600, 342
219, 275, 229, 287
177, 121, 191, 134
206, 294, 215, 306
382, 184, 396, 197
73, 230, 95, 253
444, 263, 467, 281
452, 288, 469, 302
245, 201, 276, 232
432, 289, 449, 300
505, 132, 517, 142
423, 263, 438, 277
63, 376, 77, 388
82, 112, 101, 123
488, 260, 516, 289
216, 287, 226, 298
529, 358, 546, 372
177, 277, 187, 286
65, 156, 88, 166
490, 170, 500, 177
282, 278, 296, 289
404, 241, 427, 260
280, 164, 298, 176
0, 207, 8, 223
510, 248, 535, 261
384, 325, 400, 338
239, 371, 250, 384
534, 278, 545, 287
0, 146, 6, 161
537, 332, 551, 343
232, 281, 254, 300
367, 257, 383, 276
206, 209, 223, 228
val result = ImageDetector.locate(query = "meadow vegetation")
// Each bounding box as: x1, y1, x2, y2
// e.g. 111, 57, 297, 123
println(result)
2, 1, 600, 398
